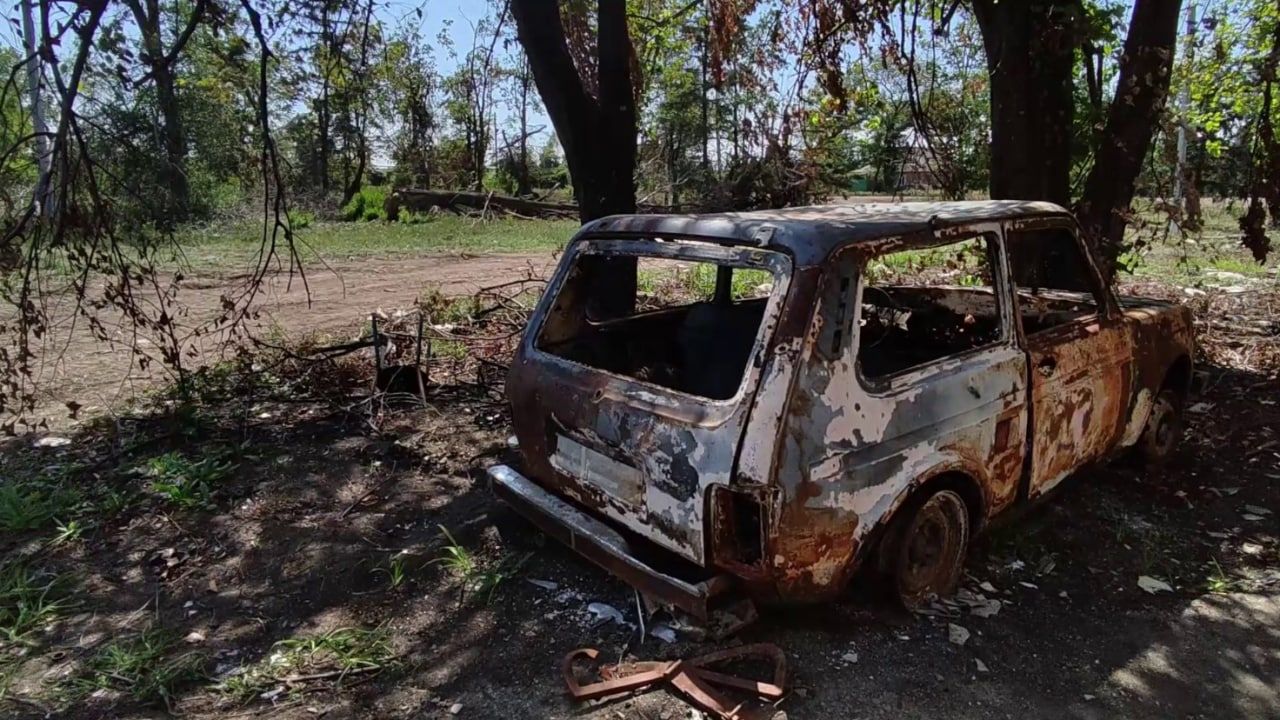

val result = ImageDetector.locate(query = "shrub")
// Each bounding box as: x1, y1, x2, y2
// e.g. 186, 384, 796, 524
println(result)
340, 186, 388, 222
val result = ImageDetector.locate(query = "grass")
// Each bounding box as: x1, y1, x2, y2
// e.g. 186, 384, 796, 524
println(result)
0, 562, 70, 644
79, 626, 205, 707
220, 626, 394, 701
0, 480, 81, 534
374, 551, 410, 590
141, 451, 234, 509
172, 216, 576, 272
1205, 557, 1240, 594
636, 262, 774, 305
433, 525, 529, 605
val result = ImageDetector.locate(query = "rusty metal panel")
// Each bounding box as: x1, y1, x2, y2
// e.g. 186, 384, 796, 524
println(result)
506, 237, 794, 566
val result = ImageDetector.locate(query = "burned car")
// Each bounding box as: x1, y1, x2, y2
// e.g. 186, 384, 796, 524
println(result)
488, 201, 1194, 617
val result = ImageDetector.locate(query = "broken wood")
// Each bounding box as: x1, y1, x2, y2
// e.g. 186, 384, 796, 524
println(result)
386, 189, 578, 220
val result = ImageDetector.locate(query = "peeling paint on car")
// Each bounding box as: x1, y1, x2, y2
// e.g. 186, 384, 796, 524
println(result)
491, 201, 1196, 614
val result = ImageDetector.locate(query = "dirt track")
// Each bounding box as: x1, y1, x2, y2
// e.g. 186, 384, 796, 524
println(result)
31, 252, 561, 424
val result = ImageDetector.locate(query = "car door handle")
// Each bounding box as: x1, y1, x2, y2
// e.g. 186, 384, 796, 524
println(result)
1037, 356, 1057, 377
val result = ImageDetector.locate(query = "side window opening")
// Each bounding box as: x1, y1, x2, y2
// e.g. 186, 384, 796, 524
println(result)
857, 235, 1004, 380
535, 243, 781, 401
1005, 227, 1103, 334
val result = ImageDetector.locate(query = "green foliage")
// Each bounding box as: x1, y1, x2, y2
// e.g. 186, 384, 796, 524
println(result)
0, 478, 81, 534
397, 209, 433, 225
340, 185, 389, 221
141, 451, 232, 509
220, 626, 394, 700
80, 627, 205, 706
0, 563, 70, 644
636, 263, 773, 303
374, 552, 409, 589
432, 525, 529, 605
288, 209, 315, 230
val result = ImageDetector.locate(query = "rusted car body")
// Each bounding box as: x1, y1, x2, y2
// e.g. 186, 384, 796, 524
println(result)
489, 201, 1194, 618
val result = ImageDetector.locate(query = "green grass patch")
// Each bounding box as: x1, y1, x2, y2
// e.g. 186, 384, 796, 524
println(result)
636, 262, 774, 305
140, 451, 233, 510
173, 216, 575, 272
340, 186, 389, 222
219, 626, 394, 701
0, 479, 81, 534
79, 626, 205, 707
0, 562, 71, 645
432, 525, 529, 605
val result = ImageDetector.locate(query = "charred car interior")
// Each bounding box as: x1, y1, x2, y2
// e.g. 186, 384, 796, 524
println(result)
534, 241, 782, 401
490, 201, 1196, 623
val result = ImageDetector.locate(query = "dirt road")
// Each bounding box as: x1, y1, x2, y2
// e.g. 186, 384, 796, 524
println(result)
31, 251, 561, 424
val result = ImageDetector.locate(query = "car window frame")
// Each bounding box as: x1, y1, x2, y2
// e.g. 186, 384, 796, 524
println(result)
847, 223, 1018, 394
1002, 217, 1120, 339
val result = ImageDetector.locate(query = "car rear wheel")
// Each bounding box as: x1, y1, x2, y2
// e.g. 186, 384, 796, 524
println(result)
889, 489, 970, 609
1138, 389, 1183, 467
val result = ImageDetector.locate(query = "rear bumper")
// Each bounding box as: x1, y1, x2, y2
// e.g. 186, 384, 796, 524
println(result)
487, 464, 732, 619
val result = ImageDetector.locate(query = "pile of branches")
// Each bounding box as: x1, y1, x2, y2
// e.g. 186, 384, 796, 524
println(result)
1119, 279, 1280, 378
379, 276, 546, 387
270, 274, 547, 412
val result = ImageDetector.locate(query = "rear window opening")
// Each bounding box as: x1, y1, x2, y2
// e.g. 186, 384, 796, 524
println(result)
534, 241, 785, 401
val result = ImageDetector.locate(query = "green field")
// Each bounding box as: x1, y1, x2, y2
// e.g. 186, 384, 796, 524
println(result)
162, 204, 1277, 285
172, 216, 578, 272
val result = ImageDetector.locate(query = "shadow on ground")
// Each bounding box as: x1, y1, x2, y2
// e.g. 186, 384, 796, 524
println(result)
0, 357, 1277, 720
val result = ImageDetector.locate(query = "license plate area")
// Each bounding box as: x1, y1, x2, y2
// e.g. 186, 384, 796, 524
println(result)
550, 434, 645, 508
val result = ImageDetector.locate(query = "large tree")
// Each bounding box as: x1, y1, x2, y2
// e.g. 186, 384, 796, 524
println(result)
969, 0, 1078, 207
1075, 0, 1182, 274
907, 0, 1181, 275
123, 0, 209, 223
510, 0, 637, 221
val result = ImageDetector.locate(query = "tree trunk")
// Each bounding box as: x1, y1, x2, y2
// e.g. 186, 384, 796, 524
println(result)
513, 0, 636, 317
516, 61, 532, 197
152, 61, 190, 220
339, 0, 375, 208
1076, 0, 1181, 277
127, 0, 190, 222
318, 3, 333, 195
971, 0, 1078, 206
512, 0, 635, 222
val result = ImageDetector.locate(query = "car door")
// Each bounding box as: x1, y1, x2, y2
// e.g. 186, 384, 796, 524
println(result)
1005, 219, 1132, 499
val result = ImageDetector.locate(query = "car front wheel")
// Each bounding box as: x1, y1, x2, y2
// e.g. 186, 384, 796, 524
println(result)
1138, 388, 1184, 467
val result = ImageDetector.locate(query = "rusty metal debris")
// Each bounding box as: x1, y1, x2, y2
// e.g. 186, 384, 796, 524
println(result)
493, 200, 1196, 617
562, 643, 787, 719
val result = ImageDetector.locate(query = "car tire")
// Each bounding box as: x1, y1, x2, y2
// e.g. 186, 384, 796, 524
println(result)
888, 489, 970, 609
1137, 388, 1183, 467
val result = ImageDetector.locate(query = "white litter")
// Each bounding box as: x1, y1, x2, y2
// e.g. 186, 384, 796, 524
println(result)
840, 651, 859, 664
1137, 575, 1173, 594
33, 436, 70, 448
586, 602, 628, 626
526, 578, 559, 591
974, 659, 989, 673
649, 623, 678, 644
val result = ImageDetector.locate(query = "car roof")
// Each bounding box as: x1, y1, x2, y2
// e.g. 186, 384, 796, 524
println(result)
581, 200, 1073, 266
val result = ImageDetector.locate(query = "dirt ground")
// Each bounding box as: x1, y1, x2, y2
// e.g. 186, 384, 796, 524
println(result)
28, 251, 561, 425
2, 256, 1279, 720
